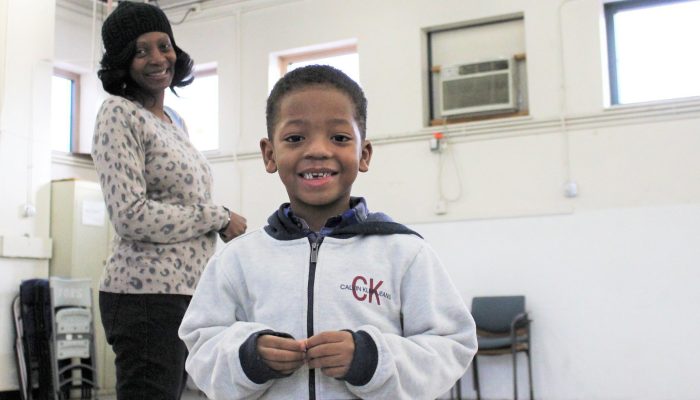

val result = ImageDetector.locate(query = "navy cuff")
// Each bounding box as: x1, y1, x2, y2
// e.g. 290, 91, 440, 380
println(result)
341, 330, 378, 386
239, 330, 295, 384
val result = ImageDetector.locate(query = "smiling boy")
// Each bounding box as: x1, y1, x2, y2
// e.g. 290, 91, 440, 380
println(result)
179, 65, 477, 399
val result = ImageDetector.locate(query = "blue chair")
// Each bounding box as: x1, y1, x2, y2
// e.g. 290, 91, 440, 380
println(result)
471, 295, 533, 400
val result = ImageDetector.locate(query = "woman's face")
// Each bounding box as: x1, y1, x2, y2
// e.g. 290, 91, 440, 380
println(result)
129, 31, 176, 97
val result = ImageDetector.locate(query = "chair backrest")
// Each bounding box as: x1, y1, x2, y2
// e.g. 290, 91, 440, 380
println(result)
471, 295, 526, 333
50, 277, 92, 308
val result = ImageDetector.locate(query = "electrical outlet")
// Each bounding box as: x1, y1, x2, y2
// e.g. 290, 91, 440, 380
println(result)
564, 180, 578, 198
21, 203, 36, 218
434, 199, 447, 215
430, 132, 445, 153
429, 137, 440, 152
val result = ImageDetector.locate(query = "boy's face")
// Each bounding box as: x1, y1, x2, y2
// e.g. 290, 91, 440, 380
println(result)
260, 86, 372, 219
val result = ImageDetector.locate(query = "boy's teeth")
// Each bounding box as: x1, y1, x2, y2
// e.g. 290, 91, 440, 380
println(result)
303, 172, 330, 179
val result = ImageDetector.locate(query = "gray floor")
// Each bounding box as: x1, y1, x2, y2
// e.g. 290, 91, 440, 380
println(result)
99, 389, 207, 399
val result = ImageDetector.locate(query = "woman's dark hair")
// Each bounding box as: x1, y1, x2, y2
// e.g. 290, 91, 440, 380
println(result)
266, 65, 367, 139
97, 44, 194, 105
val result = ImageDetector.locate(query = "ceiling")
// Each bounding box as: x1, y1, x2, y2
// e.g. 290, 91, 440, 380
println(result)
58, 0, 254, 14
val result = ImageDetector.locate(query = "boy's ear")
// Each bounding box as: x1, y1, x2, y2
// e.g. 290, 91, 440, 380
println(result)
359, 140, 372, 173
260, 138, 277, 173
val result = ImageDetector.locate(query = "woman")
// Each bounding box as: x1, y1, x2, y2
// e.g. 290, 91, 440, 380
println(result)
91, 2, 246, 398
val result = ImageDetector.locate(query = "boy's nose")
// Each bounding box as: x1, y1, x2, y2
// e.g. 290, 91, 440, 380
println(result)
304, 137, 332, 159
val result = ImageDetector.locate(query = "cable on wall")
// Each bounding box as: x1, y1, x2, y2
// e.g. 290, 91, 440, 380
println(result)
0, 0, 8, 160
233, 8, 243, 214
90, 0, 99, 72
558, 0, 582, 198
431, 120, 464, 215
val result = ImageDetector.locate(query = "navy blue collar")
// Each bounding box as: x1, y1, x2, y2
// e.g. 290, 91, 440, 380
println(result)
283, 197, 368, 238
264, 197, 421, 240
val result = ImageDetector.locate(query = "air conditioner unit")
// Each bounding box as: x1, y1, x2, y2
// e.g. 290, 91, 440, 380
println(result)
439, 58, 516, 117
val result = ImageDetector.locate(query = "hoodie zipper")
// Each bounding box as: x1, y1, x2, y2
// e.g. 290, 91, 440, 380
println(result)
307, 238, 323, 400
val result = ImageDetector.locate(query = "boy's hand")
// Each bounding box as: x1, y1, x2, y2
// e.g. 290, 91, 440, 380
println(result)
305, 331, 355, 378
257, 334, 307, 375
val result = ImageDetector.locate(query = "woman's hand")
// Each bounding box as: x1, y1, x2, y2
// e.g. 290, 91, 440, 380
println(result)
220, 211, 247, 242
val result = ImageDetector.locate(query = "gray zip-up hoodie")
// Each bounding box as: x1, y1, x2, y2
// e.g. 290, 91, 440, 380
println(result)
179, 202, 477, 399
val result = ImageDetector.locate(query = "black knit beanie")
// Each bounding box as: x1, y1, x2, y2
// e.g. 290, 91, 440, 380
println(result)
101, 1, 178, 65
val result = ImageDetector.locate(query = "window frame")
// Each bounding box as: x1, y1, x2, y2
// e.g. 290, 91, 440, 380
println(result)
52, 67, 81, 153
277, 43, 358, 77
425, 16, 528, 126
604, 0, 698, 105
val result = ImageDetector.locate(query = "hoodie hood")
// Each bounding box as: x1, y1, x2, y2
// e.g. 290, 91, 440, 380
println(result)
264, 198, 421, 240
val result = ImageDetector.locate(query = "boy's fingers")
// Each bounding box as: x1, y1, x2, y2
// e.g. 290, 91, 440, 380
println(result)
305, 331, 351, 349
306, 354, 347, 370
306, 333, 354, 360
259, 346, 307, 362
320, 366, 349, 378
265, 359, 305, 374
258, 334, 306, 352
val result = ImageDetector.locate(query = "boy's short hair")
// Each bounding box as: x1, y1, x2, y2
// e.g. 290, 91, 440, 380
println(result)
266, 65, 367, 139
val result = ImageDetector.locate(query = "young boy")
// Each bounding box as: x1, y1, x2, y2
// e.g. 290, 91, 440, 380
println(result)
179, 65, 477, 399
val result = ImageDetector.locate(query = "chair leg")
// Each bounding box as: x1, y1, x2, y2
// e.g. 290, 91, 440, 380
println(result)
512, 349, 518, 400
456, 377, 462, 400
472, 356, 481, 400
527, 351, 534, 400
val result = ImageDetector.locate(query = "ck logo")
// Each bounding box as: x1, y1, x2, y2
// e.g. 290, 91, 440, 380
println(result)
352, 275, 386, 305
339, 275, 393, 305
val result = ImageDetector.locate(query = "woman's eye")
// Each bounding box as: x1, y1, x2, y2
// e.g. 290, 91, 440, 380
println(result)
160, 43, 172, 52
135, 49, 146, 57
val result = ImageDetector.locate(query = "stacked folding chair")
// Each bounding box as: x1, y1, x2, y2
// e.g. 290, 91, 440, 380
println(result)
13, 277, 98, 400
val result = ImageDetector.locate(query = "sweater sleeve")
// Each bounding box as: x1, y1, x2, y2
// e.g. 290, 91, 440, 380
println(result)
178, 249, 277, 399
345, 241, 478, 399
91, 97, 229, 244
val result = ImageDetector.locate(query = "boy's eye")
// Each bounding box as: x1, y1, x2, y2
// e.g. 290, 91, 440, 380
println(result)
331, 134, 351, 143
283, 135, 304, 143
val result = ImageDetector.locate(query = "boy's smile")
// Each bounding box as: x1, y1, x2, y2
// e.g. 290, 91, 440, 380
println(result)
260, 85, 372, 229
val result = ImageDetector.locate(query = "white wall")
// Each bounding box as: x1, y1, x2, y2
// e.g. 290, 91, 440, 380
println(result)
32, 0, 700, 398
417, 203, 700, 399
0, 0, 55, 391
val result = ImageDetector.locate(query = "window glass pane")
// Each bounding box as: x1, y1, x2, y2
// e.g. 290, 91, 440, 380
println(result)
288, 53, 360, 83
166, 74, 219, 151
51, 75, 73, 152
612, 1, 700, 104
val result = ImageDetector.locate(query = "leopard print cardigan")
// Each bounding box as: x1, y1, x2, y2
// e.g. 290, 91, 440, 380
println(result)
91, 96, 229, 295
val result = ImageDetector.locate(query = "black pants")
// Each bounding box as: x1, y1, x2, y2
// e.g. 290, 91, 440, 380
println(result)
100, 291, 192, 400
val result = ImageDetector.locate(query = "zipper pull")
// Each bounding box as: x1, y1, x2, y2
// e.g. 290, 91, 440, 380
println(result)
310, 242, 319, 263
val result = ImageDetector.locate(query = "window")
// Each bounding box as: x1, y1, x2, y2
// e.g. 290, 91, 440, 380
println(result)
426, 16, 527, 126
51, 68, 80, 153
275, 42, 360, 85
605, 0, 700, 105
165, 66, 219, 152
